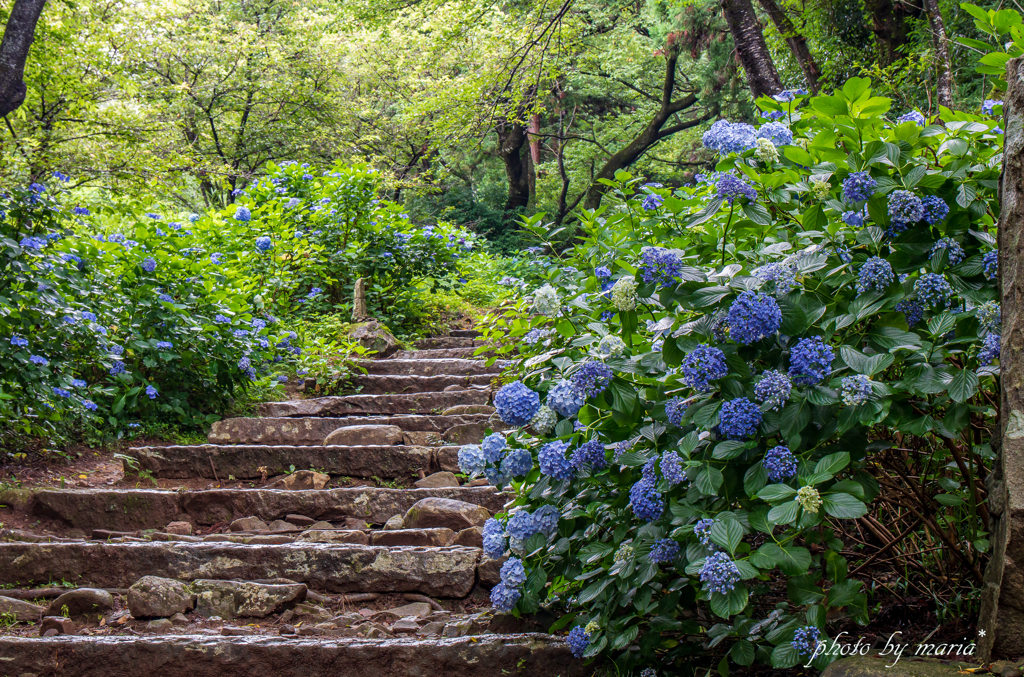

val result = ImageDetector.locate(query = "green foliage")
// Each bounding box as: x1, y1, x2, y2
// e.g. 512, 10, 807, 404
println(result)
472, 79, 1001, 673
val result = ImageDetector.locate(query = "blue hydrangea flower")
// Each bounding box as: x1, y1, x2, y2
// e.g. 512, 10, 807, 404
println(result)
571, 440, 607, 471
716, 175, 757, 204
980, 333, 1000, 365
694, 518, 715, 548
896, 299, 924, 326
764, 445, 798, 482
572, 361, 613, 399
977, 301, 1001, 333
595, 266, 611, 278
500, 557, 527, 588
458, 444, 486, 476
754, 262, 798, 296
728, 291, 781, 345
73, 206, 90, 216
255, 236, 272, 252
757, 121, 792, 146
702, 120, 757, 154
29, 355, 48, 366
755, 370, 792, 410
681, 344, 728, 392
842, 172, 877, 203
888, 190, 924, 230
792, 626, 822, 656
649, 538, 681, 564
629, 469, 664, 521
929, 237, 964, 265
484, 463, 510, 488
641, 194, 664, 211
661, 450, 686, 485
20, 236, 46, 250
533, 504, 560, 535
507, 510, 539, 544
984, 251, 998, 280
234, 206, 252, 222
840, 374, 873, 406
145, 385, 158, 399
214, 314, 230, 324
494, 381, 541, 425
10, 336, 28, 347
566, 626, 591, 658
83, 400, 98, 411
915, 273, 955, 309
108, 344, 124, 355
788, 337, 835, 386
52, 387, 71, 398
467, 432, 502, 465
547, 379, 584, 417
660, 398, 687, 428
490, 583, 521, 613
159, 294, 173, 303
897, 110, 926, 126
539, 440, 574, 481
983, 99, 1004, 115
141, 257, 156, 273
760, 109, 785, 120
856, 257, 894, 295
156, 341, 172, 349
109, 361, 126, 375
700, 551, 742, 594
639, 247, 682, 286
71, 379, 87, 388
718, 397, 762, 439
921, 196, 949, 225
482, 518, 507, 558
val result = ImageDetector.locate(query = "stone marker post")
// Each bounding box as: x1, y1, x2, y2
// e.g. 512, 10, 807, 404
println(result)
352, 277, 369, 321
978, 57, 1024, 660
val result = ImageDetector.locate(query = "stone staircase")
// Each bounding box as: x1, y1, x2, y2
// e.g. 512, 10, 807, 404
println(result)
0, 331, 584, 676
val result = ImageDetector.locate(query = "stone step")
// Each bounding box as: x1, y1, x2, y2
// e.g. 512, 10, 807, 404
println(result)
0, 541, 480, 596
449, 329, 482, 338
390, 347, 488, 360
259, 390, 490, 417
0, 634, 583, 676
31, 487, 505, 532
209, 414, 494, 446
352, 373, 496, 395
414, 337, 483, 350
358, 358, 504, 376
124, 445, 464, 480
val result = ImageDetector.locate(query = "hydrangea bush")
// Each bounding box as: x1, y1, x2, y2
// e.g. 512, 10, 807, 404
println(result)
470, 78, 1001, 672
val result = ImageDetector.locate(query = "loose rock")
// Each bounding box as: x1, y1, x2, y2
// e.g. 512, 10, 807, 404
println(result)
403, 497, 490, 531
40, 617, 75, 635
452, 527, 483, 548
128, 576, 194, 619
230, 517, 269, 532
413, 472, 460, 489
0, 596, 45, 622
146, 618, 173, 633
164, 521, 193, 536
267, 520, 300, 531
265, 470, 330, 490
286, 514, 315, 526
45, 589, 113, 617
323, 425, 404, 447
193, 580, 306, 619
383, 514, 404, 530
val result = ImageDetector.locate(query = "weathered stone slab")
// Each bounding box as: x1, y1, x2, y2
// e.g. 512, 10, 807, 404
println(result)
359, 359, 504, 376
403, 498, 491, 531
208, 414, 493, 445
391, 347, 489, 360
352, 374, 496, 395
0, 542, 480, 597
128, 576, 194, 619
259, 391, 490, 417
0, 595, 45, 622
441, 405, 496, 416
295, 530, 368, 545
370, 529, 454, 547
449, 330, 482, 338
124, 445, 435, 480
0, 634, 587, 677
442, 422, 506, 445
265, 471, 330, 490
192, 580, 306, 618
322, 425, 404, 446
413, 472, 460, 489
414, 337, 483, 349
32, 487, 506, 532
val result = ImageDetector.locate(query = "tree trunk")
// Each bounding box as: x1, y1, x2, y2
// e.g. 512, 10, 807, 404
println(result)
922, 0, 954, 108
584, 47, 709, 210
722, 0, 782, 98
862, 0, 917, 66
496, 121, 530, 212
0, 0, 48, 117
756, 0, 820, 93
978, 56, 1024, 661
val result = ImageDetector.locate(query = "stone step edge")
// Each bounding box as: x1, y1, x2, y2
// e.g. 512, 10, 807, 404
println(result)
0, 634, 584, 677
20, 486, 508, 533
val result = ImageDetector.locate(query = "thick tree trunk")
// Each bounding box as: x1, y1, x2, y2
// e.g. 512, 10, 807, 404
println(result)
862, 0, 917, 66
584, 48, 708, 210
756, 0, 820, 93
722, 0, 782, 98
978, 56, 1024, 661
0, 0, 47, 117
496, 121, 530, 212
922, 0, 954, 108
